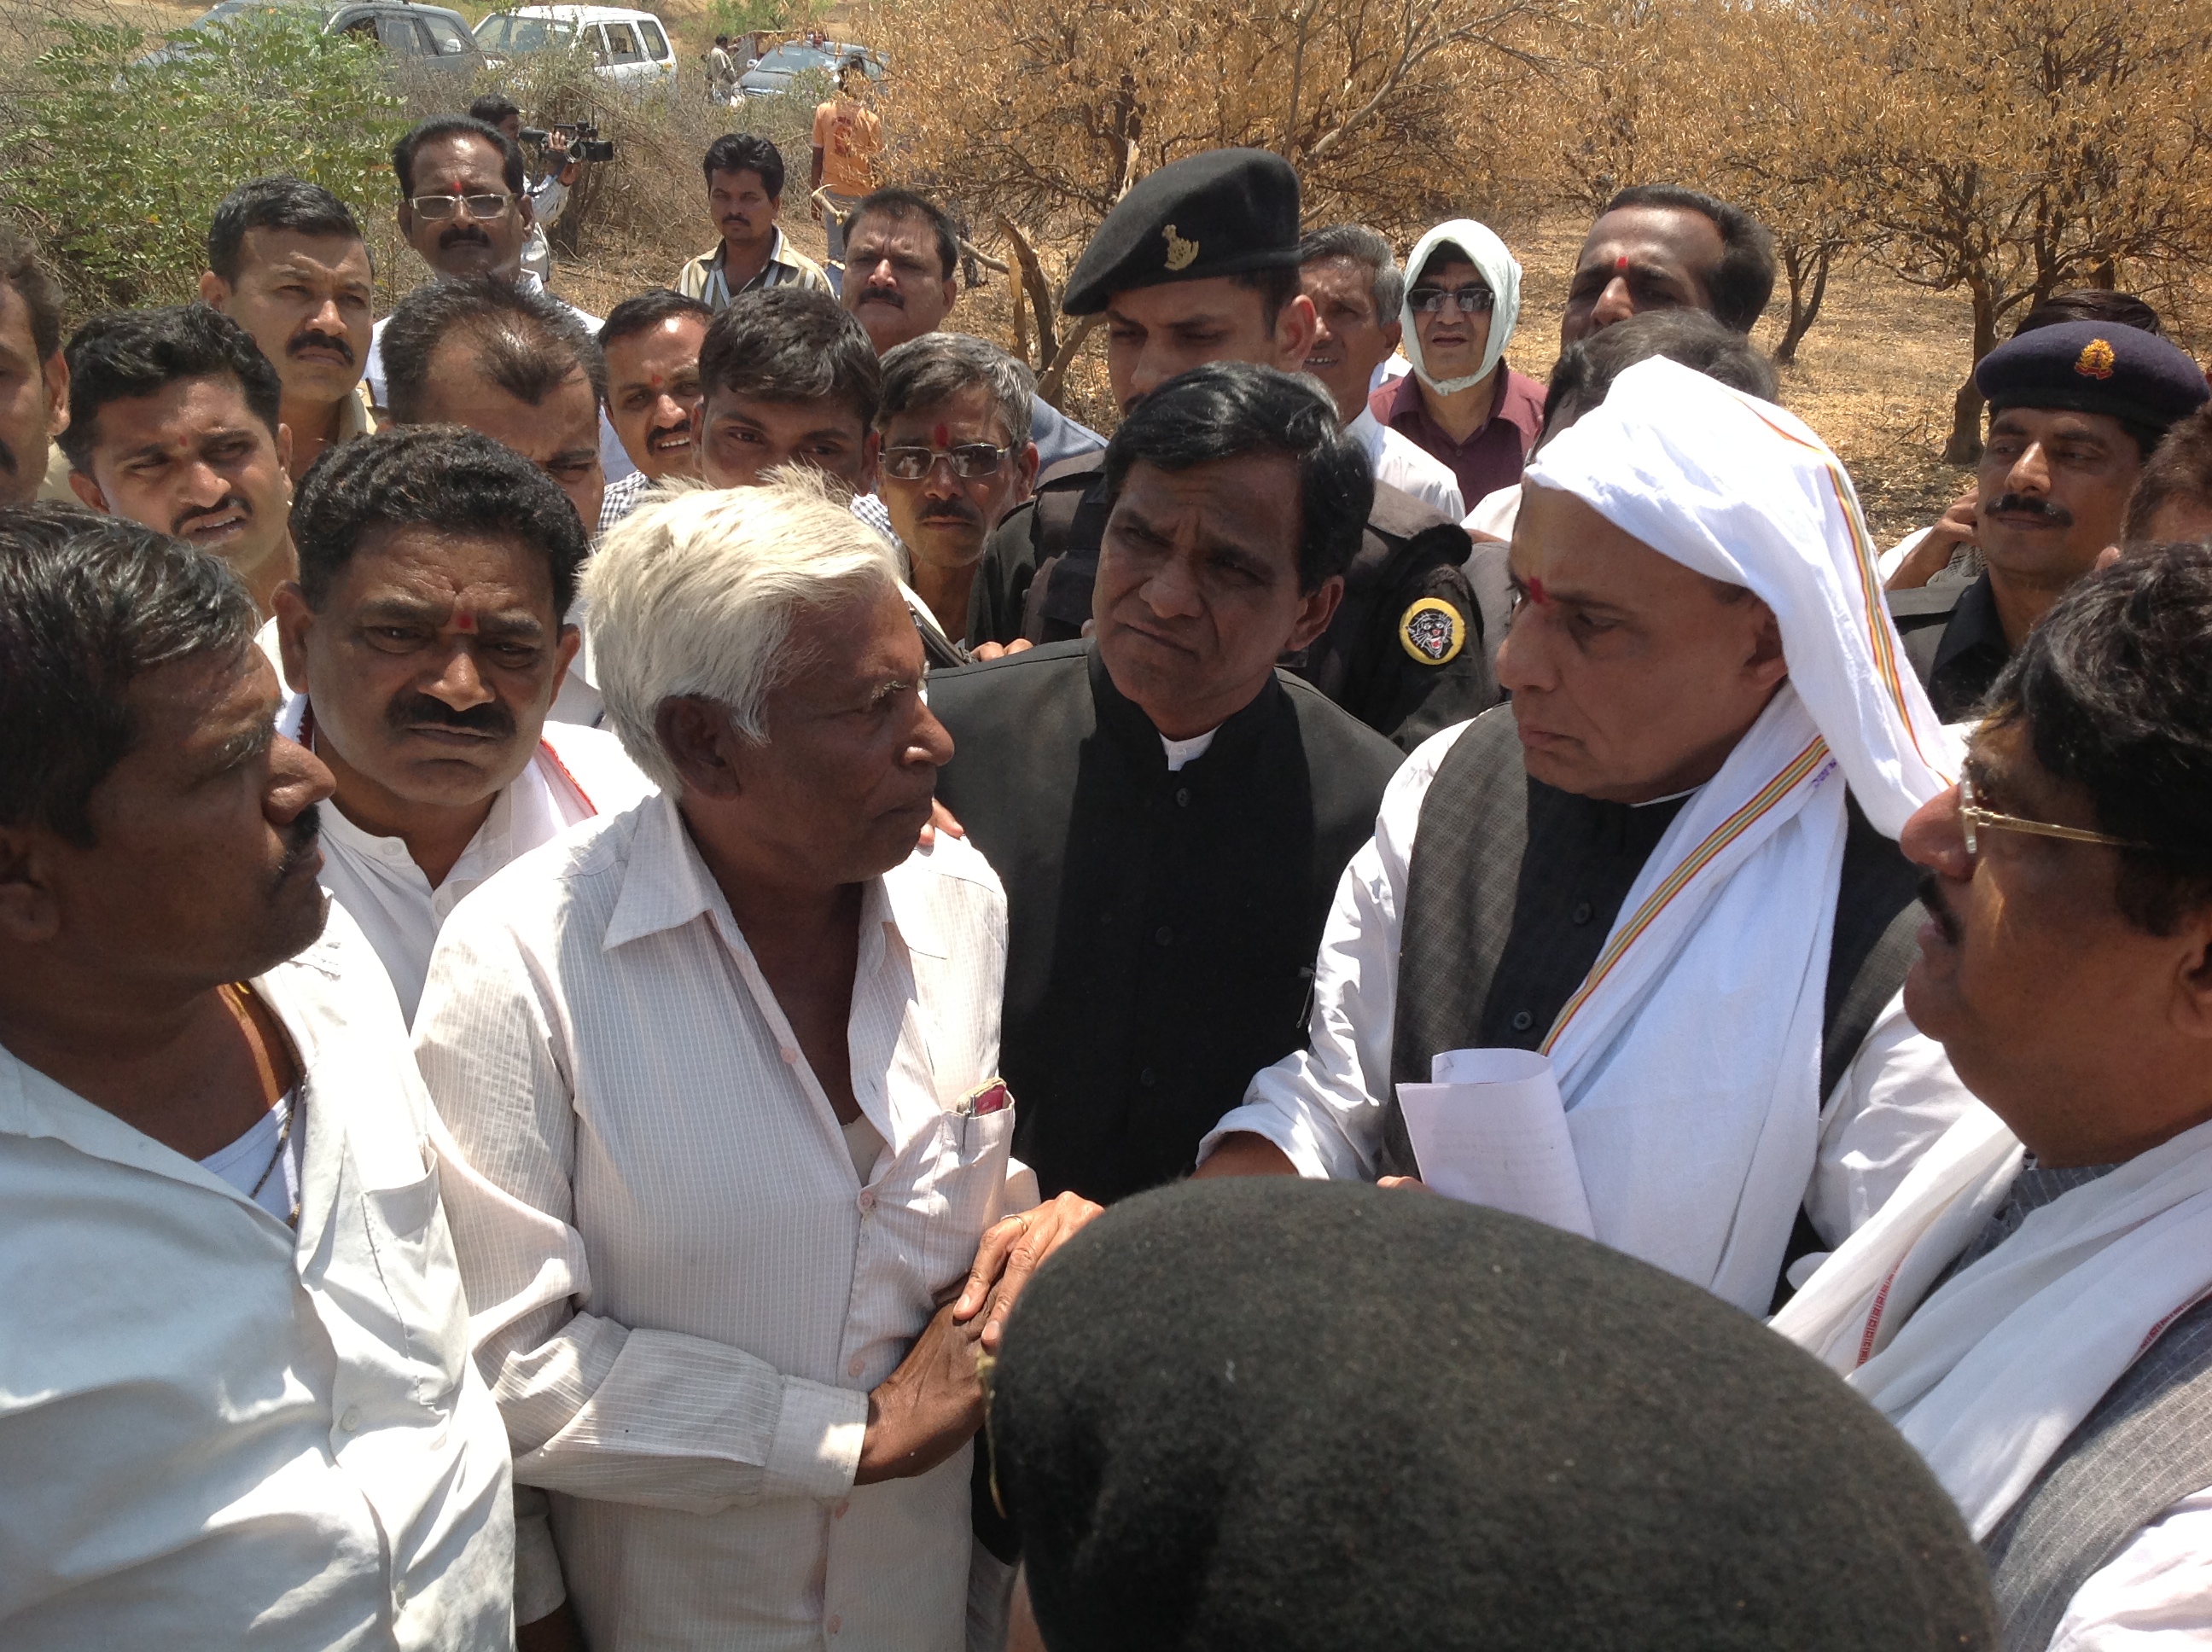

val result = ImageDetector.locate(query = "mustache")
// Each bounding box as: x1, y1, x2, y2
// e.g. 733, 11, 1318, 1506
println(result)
1917, 873, 1963, 946
859, 287, 905, 307
917, 500, 981, 525
172, 494, 249, 536
274, 803, 322, 884
288, 328, 354, 364
1985, 492, 2073, 526
385, 690, 515, 741
438, 224, 492, 251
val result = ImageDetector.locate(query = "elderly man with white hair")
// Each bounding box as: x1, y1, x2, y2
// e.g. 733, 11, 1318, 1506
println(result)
415, 475, 1091, 1650
1201, 358, 1977, 1315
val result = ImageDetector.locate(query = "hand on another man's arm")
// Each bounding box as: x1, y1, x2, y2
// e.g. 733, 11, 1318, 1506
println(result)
951, 1192, 1106, 1356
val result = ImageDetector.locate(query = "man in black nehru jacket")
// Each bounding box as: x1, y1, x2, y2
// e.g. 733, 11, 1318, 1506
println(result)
968, 148, 1496, 752
988, 1178, 2000, 1651
928, 364, 1402, 1207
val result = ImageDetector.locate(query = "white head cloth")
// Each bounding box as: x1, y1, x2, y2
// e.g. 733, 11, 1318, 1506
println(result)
1524, 355, 1959, 836
1398, 219, 1521, 396
1496, 358, 1961, 1313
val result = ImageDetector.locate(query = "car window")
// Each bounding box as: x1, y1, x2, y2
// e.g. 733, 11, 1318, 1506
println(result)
759, 43, 817, 68
420, 14, 470, 54
374, 12, 428, 54
602, 20, 641, 61
637, 19, 668, 58
587, 23, 608, 61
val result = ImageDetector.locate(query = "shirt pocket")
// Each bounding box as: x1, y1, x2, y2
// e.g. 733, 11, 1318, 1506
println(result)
362, 1152, 470, 1410
881, 1105, 1018, 1300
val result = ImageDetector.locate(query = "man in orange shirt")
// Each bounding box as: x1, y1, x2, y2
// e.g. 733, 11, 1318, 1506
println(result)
810, 55, 882, 295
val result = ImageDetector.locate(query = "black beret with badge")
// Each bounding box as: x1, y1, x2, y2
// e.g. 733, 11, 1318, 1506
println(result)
1061, 148, 1303, 317
988, 1177, 1999, 1652
1976, 318, 2210, 434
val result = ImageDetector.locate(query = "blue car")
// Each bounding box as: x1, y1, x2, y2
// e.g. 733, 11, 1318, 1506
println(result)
736, 38, 885, 98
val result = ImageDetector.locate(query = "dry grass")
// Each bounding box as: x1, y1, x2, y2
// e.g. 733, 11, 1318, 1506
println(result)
9, 0, 2168, 543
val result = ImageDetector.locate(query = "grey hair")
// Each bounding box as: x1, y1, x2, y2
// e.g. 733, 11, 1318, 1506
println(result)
585, 471, 900, 794
876, 332, 1035, 447
1296, 224, 1405, 328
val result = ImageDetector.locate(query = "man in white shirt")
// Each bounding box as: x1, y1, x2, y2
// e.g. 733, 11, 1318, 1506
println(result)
1296, 224, 1464, 520
1773, 543, 2212, 1649
271, 425, 652, 1018
361, 115, 635, 487
417, 477, 1097, 1649
0, 503, 513, 1648
1200, 358, 1976, 1316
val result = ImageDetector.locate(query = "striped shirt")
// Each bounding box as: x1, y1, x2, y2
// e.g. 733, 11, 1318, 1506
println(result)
416, 792, 1028, 1648
675, 227, 831, 311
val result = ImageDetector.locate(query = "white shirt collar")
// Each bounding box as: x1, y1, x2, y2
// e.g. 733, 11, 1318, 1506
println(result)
1161, 727, 1220, 772
602, 791, 946, 959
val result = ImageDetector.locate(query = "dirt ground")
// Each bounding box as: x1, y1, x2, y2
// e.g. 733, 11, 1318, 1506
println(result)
10, 0, 2128, 543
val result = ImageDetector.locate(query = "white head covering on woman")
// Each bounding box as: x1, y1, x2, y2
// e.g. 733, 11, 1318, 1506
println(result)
1397, 219, 1522, 396
1503, 357, 1960, 1313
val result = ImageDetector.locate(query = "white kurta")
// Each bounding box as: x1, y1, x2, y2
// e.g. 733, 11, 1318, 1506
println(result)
0, 903, 515, 1649
417, 793, 1031, 1649
1201, 720, 1977, 1275
279, 694, 655, 1020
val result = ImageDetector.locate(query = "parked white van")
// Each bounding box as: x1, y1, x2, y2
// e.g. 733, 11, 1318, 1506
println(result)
474, 5, 676, 87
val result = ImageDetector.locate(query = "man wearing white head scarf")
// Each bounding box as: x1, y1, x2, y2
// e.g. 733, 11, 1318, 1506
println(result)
1201, 358, 1976, 1315
1366, 219, 1547, 518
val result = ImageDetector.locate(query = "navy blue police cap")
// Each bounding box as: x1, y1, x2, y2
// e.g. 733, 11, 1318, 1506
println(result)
1062, 148, 1302, 317
1976, 319, 2209, 435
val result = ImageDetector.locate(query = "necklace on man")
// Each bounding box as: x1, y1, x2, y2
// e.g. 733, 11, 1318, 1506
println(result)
218, 981, 306, 1227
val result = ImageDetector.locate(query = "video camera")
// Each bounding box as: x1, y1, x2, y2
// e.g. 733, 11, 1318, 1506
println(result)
517, 121, 616, 163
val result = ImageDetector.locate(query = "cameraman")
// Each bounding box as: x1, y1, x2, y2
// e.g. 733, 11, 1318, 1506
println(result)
470, 94, 580, 286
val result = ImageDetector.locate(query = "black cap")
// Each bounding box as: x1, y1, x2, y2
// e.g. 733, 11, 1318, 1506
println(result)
1976, 318, 2209, 433
1061, 148, 1301, 317
991, 1178, 1999, 1651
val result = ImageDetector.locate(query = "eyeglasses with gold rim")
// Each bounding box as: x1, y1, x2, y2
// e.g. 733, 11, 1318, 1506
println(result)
1956, 772, 2151, 862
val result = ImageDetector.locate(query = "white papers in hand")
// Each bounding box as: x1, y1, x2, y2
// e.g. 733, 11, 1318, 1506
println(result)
1396, 1048, 1596, 1239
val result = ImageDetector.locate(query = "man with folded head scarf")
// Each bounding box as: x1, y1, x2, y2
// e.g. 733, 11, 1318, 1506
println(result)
989, 1177, 2000, 1650
1202, 358, 1978, 1316
1365, 219, 1547, 515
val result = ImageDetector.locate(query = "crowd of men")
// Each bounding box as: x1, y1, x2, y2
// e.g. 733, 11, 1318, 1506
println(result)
2, 102, 2211, 1652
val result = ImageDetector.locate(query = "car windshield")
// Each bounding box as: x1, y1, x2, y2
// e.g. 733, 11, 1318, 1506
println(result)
194, 0, 309, 23
475, 13, 577, 49
754, 43, 824, 70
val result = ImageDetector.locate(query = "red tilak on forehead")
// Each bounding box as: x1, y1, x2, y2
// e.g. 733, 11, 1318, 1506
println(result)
1615, 254, 1630, 274
933, 422, 950, 448
1526, 576, 1551, 606
648, 371, 666, 390
453, 611, 477, 633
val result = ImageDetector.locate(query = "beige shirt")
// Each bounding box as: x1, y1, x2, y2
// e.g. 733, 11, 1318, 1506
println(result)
0, 902, 515, 1649
417, 791, 1030, 1649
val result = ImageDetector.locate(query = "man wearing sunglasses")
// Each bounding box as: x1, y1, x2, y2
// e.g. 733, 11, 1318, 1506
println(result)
1366, 218, 1547, 516
874, 332, 1040, 641
1775, 543, 2212, 1649
361, 116, 637, 492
